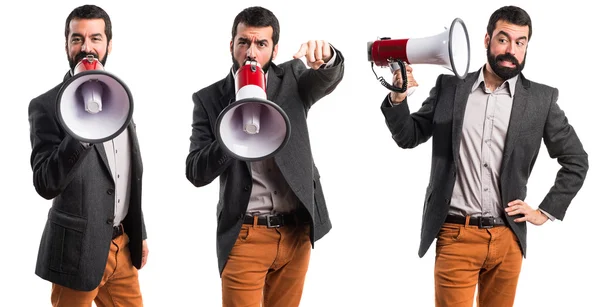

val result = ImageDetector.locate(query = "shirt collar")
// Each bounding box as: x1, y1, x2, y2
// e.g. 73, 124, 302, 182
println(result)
472, 65, 518, 96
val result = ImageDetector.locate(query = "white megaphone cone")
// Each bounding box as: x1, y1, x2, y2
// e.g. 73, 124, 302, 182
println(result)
56, 55, 133, 143
215, 60, 291, 161
367, 18, 471, 92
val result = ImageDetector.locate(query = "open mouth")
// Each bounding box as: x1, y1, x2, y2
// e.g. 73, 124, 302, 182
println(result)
498, 60, 516, 68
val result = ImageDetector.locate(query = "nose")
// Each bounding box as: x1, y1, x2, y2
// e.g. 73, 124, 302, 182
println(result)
246, 44, 257, 60
506, 42, 516, 55
81, 39, 93, 53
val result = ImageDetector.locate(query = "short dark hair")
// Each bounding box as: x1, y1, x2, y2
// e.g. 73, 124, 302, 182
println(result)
64, 5, 112, 42
231, 6, 280, 45
487, 6, 532, 41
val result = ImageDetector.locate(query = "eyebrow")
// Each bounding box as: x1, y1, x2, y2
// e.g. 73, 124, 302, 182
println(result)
497, 30, 528, 41
238, 37, 269, 45
70, 33, 104, 39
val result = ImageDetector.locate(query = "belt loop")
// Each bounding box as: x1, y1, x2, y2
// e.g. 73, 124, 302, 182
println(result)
465, 215, 471, 227
252, 215, 258, 227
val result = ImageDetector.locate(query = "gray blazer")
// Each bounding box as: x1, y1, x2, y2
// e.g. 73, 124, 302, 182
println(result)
186, 49, 344, 275
28, 72, 147, 291
381, 68, 588, 258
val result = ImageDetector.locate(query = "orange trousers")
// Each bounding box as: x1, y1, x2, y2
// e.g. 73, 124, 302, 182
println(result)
51, 232, 143, 307
435, 220, 523, 307
221, 219, 312, 307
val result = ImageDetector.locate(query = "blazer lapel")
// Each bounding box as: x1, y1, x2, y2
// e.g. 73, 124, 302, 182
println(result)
500, 75, 530, 176
451, 72, 479, 163
220, 71, 236, 110
266, 64, 284, 104
93, 142, 113, 181
128, 122, 143, 177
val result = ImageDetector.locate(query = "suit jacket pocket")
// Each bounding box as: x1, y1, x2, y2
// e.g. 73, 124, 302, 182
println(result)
47, 209, 87, 275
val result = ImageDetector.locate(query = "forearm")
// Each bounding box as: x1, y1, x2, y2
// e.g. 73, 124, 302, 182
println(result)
31, 134, 91, 199
186, 141, 233, 187
297, 45, 345, 106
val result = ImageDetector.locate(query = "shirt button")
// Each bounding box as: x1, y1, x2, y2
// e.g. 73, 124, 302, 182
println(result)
484, 188, 489, 191
274, 191, 278, 195
484, 163, 488, 168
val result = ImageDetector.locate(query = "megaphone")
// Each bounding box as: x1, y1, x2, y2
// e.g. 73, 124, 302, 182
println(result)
56, 55, 133, 143
367, 17, 471, 93
215, 59, 291, 161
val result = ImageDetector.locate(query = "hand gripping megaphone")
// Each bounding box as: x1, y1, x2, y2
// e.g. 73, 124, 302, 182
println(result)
367, 18, 471, 93
56, 55, 133, 143
215, 60, 291, 161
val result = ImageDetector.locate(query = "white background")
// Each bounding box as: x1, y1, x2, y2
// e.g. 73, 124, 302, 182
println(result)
0, 0, 597, 306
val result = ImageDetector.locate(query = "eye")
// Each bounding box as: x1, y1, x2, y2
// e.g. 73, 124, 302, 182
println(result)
71, 37, 82, 44
92, 37, 102, 42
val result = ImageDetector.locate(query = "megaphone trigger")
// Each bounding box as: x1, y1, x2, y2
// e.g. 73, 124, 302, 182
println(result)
370, 60, 408, 93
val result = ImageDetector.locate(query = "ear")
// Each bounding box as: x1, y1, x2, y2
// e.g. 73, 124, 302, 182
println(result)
272, 44, 278, 61
108, 39, 113, 54
230, 40, 233, 54
484, 33, 490, 49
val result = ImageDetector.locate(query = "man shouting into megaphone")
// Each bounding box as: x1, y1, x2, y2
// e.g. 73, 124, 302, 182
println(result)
27, 5, 149, 306
186, 6, 345, 307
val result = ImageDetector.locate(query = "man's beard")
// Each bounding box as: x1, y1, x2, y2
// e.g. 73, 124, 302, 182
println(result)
69, 51, 108, 72
231, 53, 273, 74
487, 46, 526, 80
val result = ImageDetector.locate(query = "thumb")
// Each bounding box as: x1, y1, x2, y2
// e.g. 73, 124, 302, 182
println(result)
293, 43, 307, 59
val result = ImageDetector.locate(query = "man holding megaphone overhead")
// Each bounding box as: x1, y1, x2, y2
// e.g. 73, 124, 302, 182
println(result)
186, 6, 344, 307
379, 6, 588, 307
27, 5, 148, 306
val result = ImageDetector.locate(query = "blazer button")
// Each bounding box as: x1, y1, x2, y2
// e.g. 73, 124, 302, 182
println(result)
106, 217, 114, 224
107, 189, 114, 195
244, 185, 250, 191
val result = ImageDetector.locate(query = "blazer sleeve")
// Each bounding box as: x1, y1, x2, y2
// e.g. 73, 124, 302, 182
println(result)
295, 45, 345, 109
185, 91, 234, 187
380, 74, 442, 149
28, 96, 92, 200
538, 88, 588, 220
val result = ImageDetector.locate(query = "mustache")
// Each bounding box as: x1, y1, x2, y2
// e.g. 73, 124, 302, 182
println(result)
74, 51, 99, 63
495, 53, 519, 66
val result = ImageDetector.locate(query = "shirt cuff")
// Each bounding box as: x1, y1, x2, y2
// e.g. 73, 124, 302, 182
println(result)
538, 208, 556, 221
387, 93, 402, 106
321, 45, 337, 69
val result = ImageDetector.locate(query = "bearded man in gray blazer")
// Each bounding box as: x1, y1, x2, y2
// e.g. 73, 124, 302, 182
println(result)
28, 5, 148, 306
380, 5, 588, 307
186, 6, 344, 307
